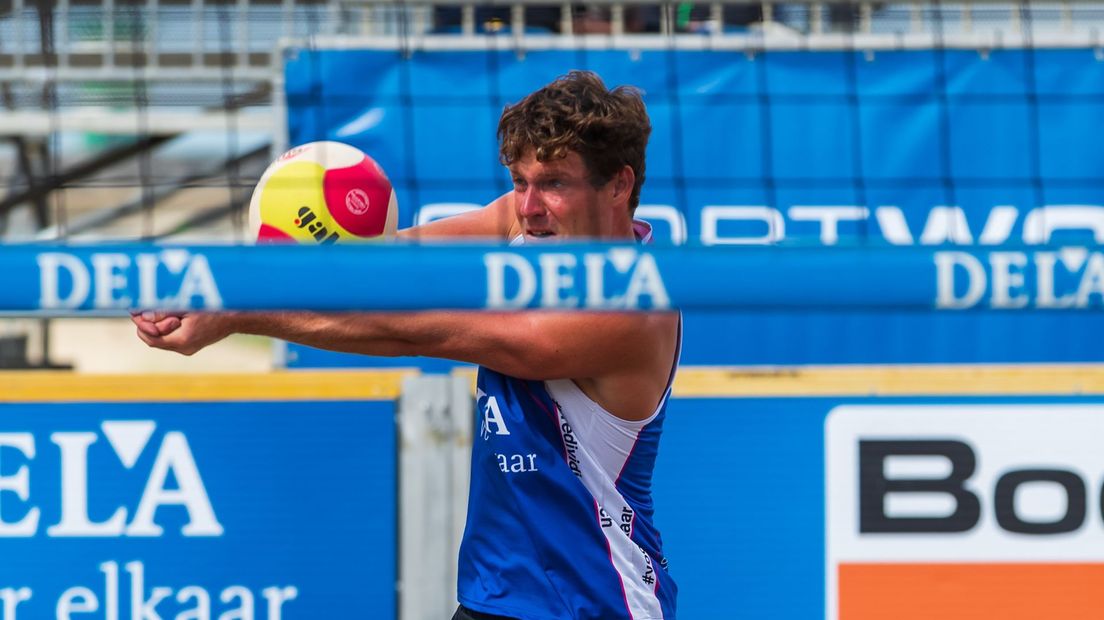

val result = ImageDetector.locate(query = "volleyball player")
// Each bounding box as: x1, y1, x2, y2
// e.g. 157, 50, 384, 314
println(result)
134, 70, 680, 620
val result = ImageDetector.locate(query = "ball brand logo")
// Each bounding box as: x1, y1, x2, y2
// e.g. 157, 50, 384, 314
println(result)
0, 420, 222, 538
277, 145, 308, 161
345, 189, 370, 215
826, 405, 1104, 620
37, 250, 222, 311
294, 206, 339, 244
483, 248, 669, 310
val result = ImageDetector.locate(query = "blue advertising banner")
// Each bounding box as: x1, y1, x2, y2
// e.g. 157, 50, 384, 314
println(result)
280, 47, 1104, 365
0, 400, 396, 619
654, 393, 1104, 619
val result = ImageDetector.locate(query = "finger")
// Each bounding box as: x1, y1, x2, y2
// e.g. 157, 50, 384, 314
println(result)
135, 328, 161, 348
133, 316, 163, 338
153, 316, 182, 336
134, 310, 185, 321
142, 310, 165, 322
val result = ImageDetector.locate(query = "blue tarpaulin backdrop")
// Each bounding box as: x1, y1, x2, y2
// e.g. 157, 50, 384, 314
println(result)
284, 48, 1103, 365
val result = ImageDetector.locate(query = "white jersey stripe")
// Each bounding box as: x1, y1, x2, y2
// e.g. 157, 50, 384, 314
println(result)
556, 406, 665, 619
596, 500, 636, 619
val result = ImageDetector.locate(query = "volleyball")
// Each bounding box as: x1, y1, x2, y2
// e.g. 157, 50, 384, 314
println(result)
247, 141, 398, 243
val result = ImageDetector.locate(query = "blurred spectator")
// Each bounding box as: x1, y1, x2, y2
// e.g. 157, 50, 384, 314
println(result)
431, 2, 825, 36
825, 3, 863, 31
626, 3, 765, 34
433, 5, 563, 34
573, 6, 615, 34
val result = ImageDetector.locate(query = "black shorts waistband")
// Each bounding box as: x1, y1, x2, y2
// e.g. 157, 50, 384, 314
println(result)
452, 604, 520, 620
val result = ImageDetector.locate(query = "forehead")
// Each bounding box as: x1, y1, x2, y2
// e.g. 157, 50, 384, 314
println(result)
509, 150, 588, 178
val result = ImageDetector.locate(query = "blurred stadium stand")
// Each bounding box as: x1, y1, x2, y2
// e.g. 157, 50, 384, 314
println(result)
2, 0, 1101, 243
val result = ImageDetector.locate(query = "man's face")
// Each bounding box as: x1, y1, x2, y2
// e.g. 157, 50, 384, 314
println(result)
508, 150, 628, 241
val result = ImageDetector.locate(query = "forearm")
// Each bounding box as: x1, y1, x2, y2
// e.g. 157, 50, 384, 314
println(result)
227, 311, 452, 358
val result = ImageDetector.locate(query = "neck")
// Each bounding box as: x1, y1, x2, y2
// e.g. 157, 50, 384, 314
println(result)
605, 216, 636, 240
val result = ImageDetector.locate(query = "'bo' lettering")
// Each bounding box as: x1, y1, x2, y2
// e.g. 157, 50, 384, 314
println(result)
859, 440, 981, 533
995, 469, 1086, 535
860, 439, 1095, 535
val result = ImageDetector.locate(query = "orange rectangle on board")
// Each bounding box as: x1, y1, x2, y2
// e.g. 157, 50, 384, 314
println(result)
839, 563, 1104, 620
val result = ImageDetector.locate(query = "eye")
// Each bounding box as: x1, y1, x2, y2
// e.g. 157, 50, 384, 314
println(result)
512, 178, 527, 192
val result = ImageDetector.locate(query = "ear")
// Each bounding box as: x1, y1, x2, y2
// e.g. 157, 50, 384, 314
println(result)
610, 165, 635, 206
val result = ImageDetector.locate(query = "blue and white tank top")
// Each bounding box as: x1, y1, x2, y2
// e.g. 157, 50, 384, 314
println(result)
458, 221, 679, 619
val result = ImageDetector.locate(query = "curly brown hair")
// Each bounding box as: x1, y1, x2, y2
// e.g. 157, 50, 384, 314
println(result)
497, 70, 651, 212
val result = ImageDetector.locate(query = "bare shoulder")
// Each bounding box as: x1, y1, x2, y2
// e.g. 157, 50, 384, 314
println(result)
396, 193, 519, 240
568, 311, 680, 422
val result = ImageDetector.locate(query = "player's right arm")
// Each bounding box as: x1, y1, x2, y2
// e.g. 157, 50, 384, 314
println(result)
396, 193, 518, 240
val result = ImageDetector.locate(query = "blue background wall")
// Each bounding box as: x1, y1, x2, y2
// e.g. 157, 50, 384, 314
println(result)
0, 400, 396, 618
283, 48, 1103, 367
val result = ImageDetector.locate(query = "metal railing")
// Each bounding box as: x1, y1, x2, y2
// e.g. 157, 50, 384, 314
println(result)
3, 0, 1104, 80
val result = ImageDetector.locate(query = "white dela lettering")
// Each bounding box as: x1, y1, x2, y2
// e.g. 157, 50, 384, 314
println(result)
0, 433, 39, 537
934, 249, 1104, 310
37, 251, 223, 311
52, 561, 298, 620
126, 432, 223, 537
0, 423, 223, 539
935, 252, 986, 309
484, 250, 669, 310
539, 254, 578, 308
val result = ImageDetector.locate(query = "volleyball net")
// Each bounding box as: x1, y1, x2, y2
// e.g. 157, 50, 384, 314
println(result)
2, 242, 1101, 315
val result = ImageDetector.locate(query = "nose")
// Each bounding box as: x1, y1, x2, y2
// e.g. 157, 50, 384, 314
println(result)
517, 186, 545, 218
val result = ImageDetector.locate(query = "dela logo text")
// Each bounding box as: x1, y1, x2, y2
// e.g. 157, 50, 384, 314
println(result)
37, 250, 223, 311
484, 248, 669, 310
1, 420, 220, 538
935, 248, 1104, 309
826, 405, 1104, 620
0, 421, 300, 620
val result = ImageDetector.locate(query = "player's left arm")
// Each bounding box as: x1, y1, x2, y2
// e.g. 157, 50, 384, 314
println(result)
395, 193, 518, 240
